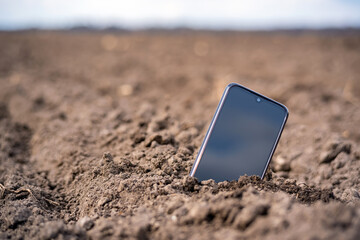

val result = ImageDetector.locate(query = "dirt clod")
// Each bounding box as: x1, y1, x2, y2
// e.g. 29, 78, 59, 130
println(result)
319, 140, 352, 164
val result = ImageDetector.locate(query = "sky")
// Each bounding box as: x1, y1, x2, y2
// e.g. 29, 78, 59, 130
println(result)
0, 0, 360, 30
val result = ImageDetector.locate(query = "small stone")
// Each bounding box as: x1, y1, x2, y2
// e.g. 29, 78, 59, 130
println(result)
118, 84, 133, 96
77, 216, 94, 231
273, 156, 291, 172
150, 140, 159, 148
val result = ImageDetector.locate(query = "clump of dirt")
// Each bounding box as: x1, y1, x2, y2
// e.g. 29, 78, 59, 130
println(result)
0, 104, 65, 239
0, 30, 359, 239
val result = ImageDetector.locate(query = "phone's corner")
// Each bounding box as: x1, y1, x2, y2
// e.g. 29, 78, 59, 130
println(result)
278, 103, 289, 119
283, 106, 290, 123
226, 82, 240, 89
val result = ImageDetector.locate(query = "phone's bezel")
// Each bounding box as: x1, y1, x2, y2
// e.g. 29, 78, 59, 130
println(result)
190, 82, 289, 180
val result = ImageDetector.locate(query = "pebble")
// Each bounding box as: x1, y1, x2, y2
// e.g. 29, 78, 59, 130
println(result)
77, 216, 95, 231
273, 156, 291, 172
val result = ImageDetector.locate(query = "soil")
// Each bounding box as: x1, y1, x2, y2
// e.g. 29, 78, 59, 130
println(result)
0, 30, 359, 240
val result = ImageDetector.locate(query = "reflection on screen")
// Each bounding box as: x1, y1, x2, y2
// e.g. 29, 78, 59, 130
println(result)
194, 85, 287, 182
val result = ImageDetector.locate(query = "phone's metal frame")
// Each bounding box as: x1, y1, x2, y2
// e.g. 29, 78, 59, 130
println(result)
190, 82, 289, 180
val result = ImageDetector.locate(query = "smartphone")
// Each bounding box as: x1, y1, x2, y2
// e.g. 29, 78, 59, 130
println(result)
190, 83, 288, 182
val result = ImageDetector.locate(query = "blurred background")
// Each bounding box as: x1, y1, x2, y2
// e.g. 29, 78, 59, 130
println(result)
1, 0, 360, 30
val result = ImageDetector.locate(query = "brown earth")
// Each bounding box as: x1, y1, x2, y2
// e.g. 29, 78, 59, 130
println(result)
0, 30, 359, 239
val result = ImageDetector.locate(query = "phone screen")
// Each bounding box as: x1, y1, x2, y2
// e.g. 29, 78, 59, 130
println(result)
191, 83, 288, 182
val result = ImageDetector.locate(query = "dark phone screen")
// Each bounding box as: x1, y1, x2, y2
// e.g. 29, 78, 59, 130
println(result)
193, 85, 288, 182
